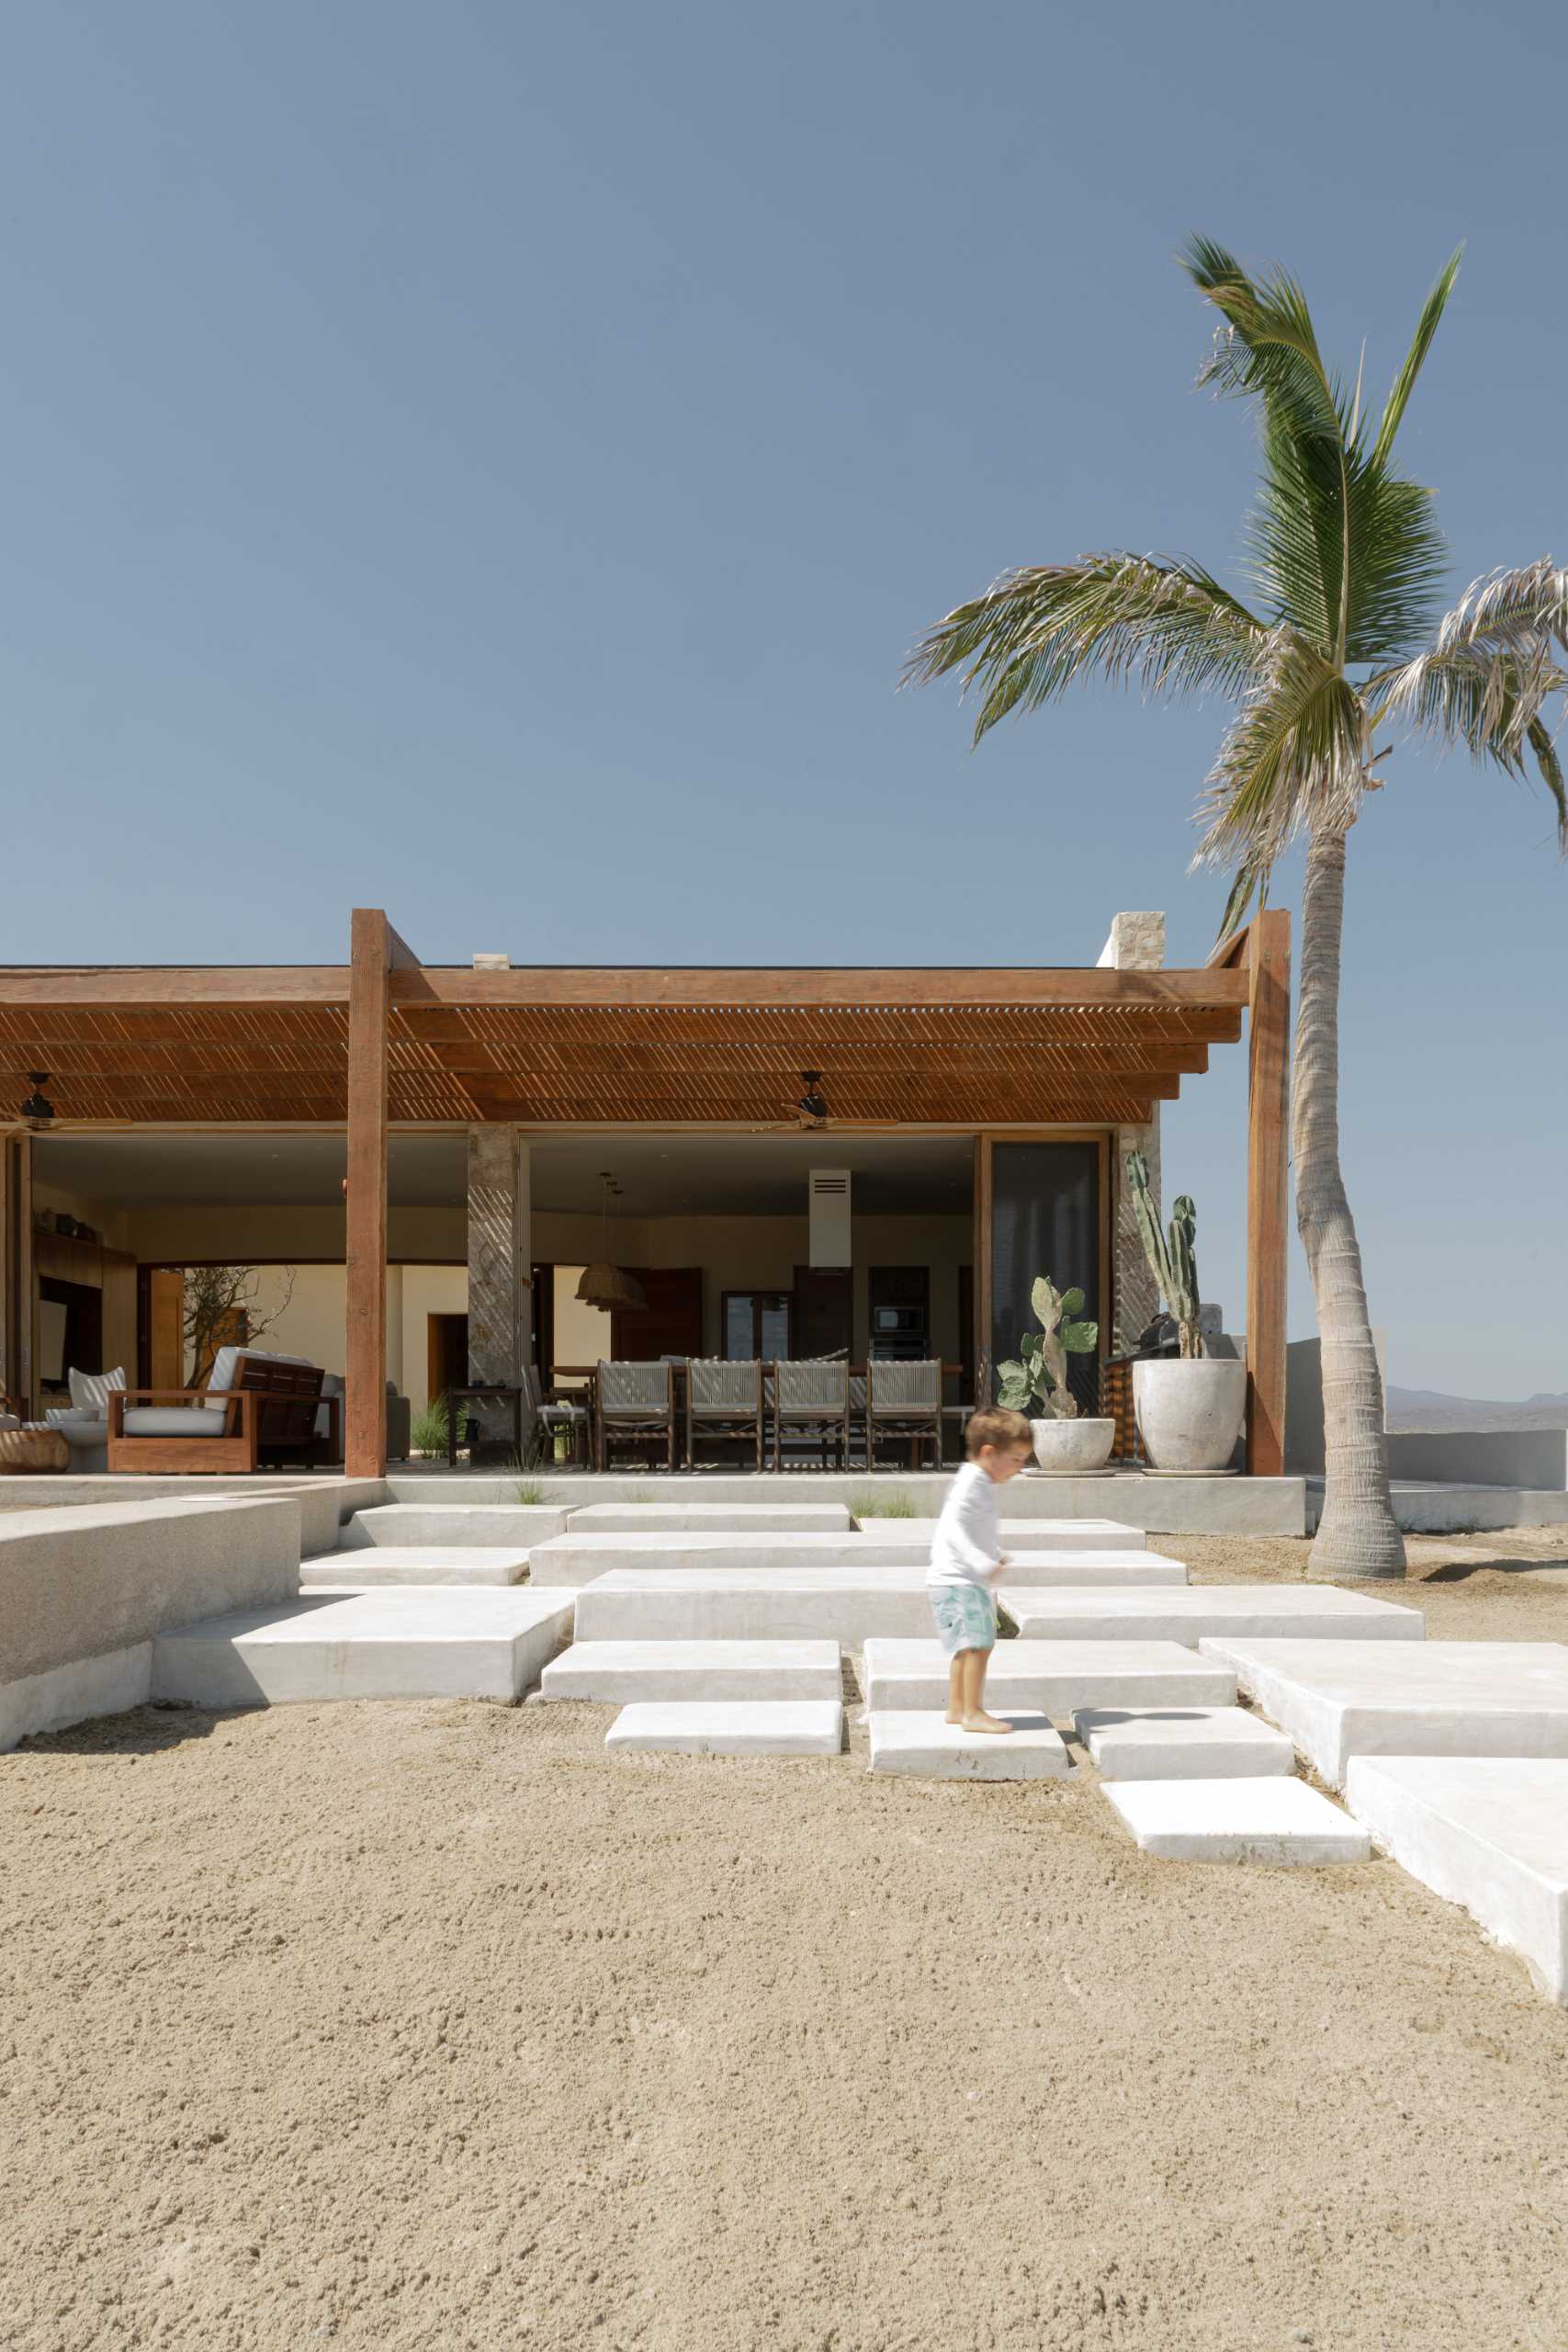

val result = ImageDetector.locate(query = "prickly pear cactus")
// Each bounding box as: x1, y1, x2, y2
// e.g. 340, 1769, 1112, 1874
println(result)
1125, 1150, 1203, 1357
996, 1272, 1100, 1418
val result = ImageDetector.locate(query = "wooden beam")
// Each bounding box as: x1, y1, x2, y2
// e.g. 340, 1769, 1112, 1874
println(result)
0, 968, 349, 1004
1244, 910, 1292, 1476
390, 966, 1252, 1011
345, 910, 390, 1478
0, 1136, 15, 1406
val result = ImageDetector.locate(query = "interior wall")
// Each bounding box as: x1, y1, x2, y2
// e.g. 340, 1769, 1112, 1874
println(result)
33, 1182, 131, 1253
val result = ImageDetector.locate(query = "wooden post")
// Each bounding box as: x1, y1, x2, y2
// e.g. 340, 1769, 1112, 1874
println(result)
1245, 910, 1292, 1476
346, 908, 390, 1478
0, 1136, 15, 1408
974, 1133, 993, 1405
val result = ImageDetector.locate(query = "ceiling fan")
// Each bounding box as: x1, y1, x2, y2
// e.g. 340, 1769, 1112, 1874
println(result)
0, 1074, 134, 1136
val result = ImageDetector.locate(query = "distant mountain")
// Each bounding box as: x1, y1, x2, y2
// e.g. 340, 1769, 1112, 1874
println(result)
1385, 1384, 1568, 1431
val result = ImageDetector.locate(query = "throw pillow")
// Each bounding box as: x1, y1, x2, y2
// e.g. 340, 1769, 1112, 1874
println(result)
68, 1365, 126, 1414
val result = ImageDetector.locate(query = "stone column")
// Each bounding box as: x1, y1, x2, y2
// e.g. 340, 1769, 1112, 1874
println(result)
1098, 912, 1165, 1351
466, 1125, 531, 1461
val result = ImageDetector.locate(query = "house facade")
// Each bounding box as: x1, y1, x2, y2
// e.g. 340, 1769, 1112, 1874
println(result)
0, 906, 1289, 1475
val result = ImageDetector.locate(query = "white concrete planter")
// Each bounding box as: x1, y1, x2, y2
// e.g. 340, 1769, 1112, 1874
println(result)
1133, 1359, 1247, 1473
1029, 1417, 1116, 1475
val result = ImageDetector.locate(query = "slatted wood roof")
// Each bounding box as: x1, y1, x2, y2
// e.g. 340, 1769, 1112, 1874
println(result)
0, 962, 1250, 1127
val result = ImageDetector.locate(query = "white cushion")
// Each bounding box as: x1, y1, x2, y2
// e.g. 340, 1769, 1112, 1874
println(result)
68, 1365, 125, 1414
0, 1413, 18, 1433
121, 1408, 227, 1438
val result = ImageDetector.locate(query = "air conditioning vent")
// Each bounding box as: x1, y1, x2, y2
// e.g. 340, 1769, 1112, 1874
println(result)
808, 1169, 852, 1267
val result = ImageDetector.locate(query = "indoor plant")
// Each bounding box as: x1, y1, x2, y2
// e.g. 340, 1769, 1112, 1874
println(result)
996, 1273, 1115, 1473
1125, 1152, 1246, 1471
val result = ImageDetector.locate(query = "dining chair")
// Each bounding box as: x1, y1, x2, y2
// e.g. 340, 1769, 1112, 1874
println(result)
686, 1358, 765, 1471
595, 1360, 678, 1472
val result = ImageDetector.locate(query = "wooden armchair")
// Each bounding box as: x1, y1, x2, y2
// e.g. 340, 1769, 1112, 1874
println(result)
107, 1354, 334, 1474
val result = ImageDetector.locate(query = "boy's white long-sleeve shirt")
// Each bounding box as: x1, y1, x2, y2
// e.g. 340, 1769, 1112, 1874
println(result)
926, 1461, 1001, 1589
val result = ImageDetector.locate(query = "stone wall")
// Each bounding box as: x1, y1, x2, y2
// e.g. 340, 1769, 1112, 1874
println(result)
1098, 913, 1164, 1351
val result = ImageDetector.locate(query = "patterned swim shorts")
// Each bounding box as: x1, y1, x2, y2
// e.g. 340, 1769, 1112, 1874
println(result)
929, 1581, 998, 1657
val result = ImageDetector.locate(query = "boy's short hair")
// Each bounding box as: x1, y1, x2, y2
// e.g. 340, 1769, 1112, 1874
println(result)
964, 1406, 1032, 1458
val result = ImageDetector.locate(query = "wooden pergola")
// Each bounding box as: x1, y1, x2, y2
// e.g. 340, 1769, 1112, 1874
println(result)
0, 908, 1290, 1478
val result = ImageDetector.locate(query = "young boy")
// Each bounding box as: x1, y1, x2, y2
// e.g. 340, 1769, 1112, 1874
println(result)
926, 1406, 1033, 1733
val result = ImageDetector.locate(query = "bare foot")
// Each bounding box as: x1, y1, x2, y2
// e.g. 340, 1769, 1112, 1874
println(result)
959, 1710, 1014, 1735
944, 1710, 964, 1725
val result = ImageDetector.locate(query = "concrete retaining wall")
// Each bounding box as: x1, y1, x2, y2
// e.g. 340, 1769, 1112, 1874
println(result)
1384, 1428, 1568, 1492
1, 1496, 301, 1749
0, 1476, 387, 1559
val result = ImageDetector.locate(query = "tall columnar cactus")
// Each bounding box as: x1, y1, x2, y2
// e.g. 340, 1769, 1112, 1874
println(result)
1125, 1150, 1204, 1359
997, 1272, 1100, 1420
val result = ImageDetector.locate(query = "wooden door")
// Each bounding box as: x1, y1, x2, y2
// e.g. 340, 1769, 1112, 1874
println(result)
793, 1266, 852, 1358
148, 1268, 186, 1391
611, 1269, 703, 1361
427, 1312, 468, 1405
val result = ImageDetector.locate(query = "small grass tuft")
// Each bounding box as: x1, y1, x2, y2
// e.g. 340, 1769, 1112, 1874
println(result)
513, 1479, 551, 1506
851, 1489, 918, 1520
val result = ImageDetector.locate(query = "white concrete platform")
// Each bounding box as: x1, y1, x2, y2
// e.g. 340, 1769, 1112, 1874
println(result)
867, 1710, 1071, 1779
891, 1517, 1145, 1552
992, 1552, 1189, 1589
605, 1701, 843, 1755
861, 1639, 1236, 1716
1074, 1704, 1296, 1780
573, 1567, 940, 1644
540, 1639, 842, 1703
525, 1530, 1173, 1586
1103, 1776, 1371, 1864
564, 1502, 852, 1532
151, 1589, 574, 1707
1345, 1757, 1568, 2004
526, 1531, 924, 1584
1003, 1585, 1424, 1646
336, 1503, 571, 1549
299, 1546, 529, 1588
1200, 1639, 1568, 1788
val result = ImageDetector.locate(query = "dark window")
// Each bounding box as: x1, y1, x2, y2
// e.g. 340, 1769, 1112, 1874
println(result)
722, 1291, 793, 1359
989, 1142, 1102, 1413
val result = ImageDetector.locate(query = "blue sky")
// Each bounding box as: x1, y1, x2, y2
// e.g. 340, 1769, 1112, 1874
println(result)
5, 1, 1564, 1395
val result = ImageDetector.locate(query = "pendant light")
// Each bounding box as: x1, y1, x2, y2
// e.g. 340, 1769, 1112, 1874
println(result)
576, 1172, 647, 1312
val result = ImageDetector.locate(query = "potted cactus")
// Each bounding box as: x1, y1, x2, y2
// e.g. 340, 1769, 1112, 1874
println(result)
1125, 1152, 1246, 1472
997, 1272, 1116, 1474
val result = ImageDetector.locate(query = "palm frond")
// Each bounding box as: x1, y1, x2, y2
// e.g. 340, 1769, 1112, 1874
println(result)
902, 552, 1269, 742
1191, 633, 1368, 872
1182, 239, 1359, 659
1372, 248, 1463, 468
1214, 856, 1272, 944
1369, 560, 1568, 804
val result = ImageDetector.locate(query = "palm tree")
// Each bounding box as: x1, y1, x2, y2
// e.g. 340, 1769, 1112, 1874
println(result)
907, 243, 1566, 1579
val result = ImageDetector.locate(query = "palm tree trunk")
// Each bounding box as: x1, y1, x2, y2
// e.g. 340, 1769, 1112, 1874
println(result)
1295, 826, 1406, 1579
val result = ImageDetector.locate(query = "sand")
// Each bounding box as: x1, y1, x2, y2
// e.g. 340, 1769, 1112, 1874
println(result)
5, 1530, 1568, 2351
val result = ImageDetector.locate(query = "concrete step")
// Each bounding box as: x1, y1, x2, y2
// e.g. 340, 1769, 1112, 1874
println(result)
565, 1502, 852, 1532
996, 1553, 1187, 1589
574, 1567, 938, 1644
892, 1517, 1145, 1552
152, 1590, 574, 1707
867, 1710, 1070, 1780
1074, 1704, 1296, 1780
528, 1531, 925, 1583
300, 1546, 529, 1588
1003, 1585, 1423, 1646
1345, 1758, 1568, 2005
541, 1639, 841, 1703
1102, 1776, 1371, 1864
605, 1701, 843, 1756
1199, 1638, 1568, 1790
861, 1638, 1236, 1716
528, 1531, 1182, 1589
337, 1503, 571, 1548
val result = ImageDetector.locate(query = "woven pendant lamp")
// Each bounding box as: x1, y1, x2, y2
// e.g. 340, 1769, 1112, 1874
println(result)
576, 1173, 647, 1313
